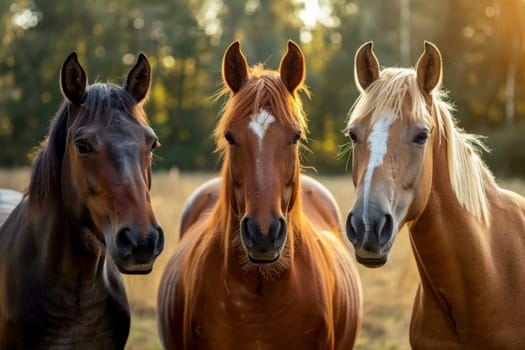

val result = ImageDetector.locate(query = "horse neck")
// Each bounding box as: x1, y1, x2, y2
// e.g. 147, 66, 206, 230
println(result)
407, 133, 497, 292
22, 196, 106, 284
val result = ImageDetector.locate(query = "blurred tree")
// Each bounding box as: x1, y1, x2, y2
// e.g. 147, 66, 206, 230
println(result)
134, 0, 218, 170
302, 0, 402, 173
1, 0, 525, 175
0, 0, 218, 170
432, 0, 525, 129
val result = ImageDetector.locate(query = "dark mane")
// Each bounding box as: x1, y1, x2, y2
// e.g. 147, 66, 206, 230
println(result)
27, 83, 149, 209
27, 102, 68, 210
80, 83, 149, 126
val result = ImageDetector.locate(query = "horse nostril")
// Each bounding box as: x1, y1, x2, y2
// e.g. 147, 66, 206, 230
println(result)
241, 217, 254, 248
115, 227, 137, 257
273, 217, 287, 248
346, 212, 359, 245
241, 216, 286, 251
154, 226, 165, 256
377, 214, 393, 246
133, 238, 155, 263
267, 219, 279, 241
115, 225, 163, 260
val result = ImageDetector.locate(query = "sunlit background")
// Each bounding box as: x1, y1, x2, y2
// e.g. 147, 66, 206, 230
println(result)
1, 0, 525, 175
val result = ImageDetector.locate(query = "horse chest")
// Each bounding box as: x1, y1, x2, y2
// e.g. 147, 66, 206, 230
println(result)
5, 277, 129, 349
193, 278, 326, 349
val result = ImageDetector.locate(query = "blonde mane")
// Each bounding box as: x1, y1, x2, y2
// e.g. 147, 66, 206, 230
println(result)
347, 68, 495, 226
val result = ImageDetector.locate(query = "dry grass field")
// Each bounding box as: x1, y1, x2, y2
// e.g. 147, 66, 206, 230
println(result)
3, 168, 525, 349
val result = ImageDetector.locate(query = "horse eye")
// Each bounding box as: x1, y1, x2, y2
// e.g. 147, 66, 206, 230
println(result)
225, 132, 235, 145
292, 132, 301, 144
75, 140, 92, 155
347, 131, 358, 144
151, 139, 160, 151
413, 130, 429, 146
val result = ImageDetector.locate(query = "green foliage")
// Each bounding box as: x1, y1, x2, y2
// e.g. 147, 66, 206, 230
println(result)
1, 0, 525, 174
483, 123, 525, 177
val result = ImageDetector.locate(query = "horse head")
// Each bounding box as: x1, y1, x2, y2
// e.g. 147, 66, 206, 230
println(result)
59, 53, 164, 274
345, 42, 442, 267
218, 41, 307, 264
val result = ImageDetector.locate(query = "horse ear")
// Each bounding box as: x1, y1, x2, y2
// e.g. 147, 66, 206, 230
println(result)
125, 53, 151, 104
222, 41, 248, 93
60, 52, 87, 104
416, 41, 442, 95
279, 40, 306, 94
355, 41, 380, 91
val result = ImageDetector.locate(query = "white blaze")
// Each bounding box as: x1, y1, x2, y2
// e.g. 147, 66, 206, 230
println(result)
249, 109, 275, 146
362, 111, 394, 229
248, 109, 276, 188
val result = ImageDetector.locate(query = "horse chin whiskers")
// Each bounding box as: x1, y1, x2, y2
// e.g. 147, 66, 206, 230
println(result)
232, 233, 290, 281
242, 251, 290, 281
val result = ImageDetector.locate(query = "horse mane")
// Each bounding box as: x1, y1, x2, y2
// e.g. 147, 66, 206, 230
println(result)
347, 68, 495, 226
433, 95, 495, 226
28, 83, 149, 210
176, 64, 349, 347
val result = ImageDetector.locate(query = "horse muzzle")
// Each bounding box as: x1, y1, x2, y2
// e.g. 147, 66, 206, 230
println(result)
108, 225, 165, 274
346, 207, 395, 268
240, 216, 287, 264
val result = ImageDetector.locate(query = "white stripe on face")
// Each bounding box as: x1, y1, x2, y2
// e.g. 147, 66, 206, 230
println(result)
248, 109, 276, 187
249, 109, 276, 147
362, 111, 394, 230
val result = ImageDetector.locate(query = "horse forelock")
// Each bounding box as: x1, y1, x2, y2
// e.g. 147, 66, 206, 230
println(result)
347, 68, 432, 130
214, 65, 308, 154
81, 83, 149, 127
347, 67, 494, 226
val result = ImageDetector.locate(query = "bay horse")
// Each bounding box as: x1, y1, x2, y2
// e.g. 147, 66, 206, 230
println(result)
158, 40, 362, 349
345, 41, 525, 348
0, 189, 22, 226
0, 52, 164, 349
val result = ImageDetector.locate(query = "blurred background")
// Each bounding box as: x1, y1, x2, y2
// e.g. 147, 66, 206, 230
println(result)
1, 0, 525, 175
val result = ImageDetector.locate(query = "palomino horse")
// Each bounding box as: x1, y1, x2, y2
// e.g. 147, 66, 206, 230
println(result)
0, 189, 22, 226
345, 41, 525, 348
0, 52, 164, 349
158, 41, 362, 349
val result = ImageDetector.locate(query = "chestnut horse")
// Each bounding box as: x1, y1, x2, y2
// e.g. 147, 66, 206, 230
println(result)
158, 41, 362, 349
0, 189, 22, 226
0, 53, 164, 349
345, 41, 525, 348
